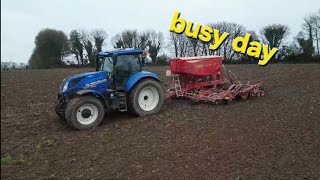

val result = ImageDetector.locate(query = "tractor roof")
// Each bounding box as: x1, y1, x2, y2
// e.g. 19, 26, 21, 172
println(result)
98, 49, 143, 57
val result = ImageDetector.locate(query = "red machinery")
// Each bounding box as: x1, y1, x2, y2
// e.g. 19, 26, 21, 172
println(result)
167, 56, 264, 103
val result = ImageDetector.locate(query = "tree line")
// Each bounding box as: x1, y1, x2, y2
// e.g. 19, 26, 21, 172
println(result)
25, 9, 319, 69
1, 62, 27, 71
168, 9, 320, 64
28, 29, 107, 68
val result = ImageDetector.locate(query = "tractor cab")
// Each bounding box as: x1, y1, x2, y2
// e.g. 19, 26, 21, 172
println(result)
96, 49, 144, 90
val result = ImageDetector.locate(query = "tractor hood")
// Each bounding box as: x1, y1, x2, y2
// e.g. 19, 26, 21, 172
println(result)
60, 71, 108, 94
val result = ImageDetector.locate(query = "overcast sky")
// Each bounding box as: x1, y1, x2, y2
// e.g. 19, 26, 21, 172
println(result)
1, 0, 320, 63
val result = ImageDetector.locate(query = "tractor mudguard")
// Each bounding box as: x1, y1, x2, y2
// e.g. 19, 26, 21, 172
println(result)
76, 89, 103, 96
75, 89, 111, 111
125, 71, 160, 92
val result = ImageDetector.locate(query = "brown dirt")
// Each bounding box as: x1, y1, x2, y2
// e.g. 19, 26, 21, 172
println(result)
1, 64, 320, 179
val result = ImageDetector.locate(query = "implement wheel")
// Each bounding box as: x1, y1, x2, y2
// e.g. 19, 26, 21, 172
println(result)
129, 79, 164, 116
240, 93, 249, 100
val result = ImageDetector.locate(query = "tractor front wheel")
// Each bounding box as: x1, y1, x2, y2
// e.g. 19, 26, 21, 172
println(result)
65, 96, 105, 130
129, 79, 164, 116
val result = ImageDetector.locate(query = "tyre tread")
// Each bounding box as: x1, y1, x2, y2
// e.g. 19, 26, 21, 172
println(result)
128, 78, 164, 116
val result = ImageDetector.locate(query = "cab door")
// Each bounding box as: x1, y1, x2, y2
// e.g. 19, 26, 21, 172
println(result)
114, 54, 142, 90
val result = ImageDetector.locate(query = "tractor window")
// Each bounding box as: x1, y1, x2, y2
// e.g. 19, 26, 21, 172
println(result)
116, 54, 141, 74
102, 57, 113, 73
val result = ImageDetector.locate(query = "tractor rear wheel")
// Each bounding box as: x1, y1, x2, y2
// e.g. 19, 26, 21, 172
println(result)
129, 79, 164, 116
65, 96, 105, 130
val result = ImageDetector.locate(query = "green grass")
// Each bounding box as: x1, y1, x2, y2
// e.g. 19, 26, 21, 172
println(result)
1, 155, 13, 165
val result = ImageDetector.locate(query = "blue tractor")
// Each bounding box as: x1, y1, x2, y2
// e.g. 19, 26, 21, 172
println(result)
55, 49, 164, 130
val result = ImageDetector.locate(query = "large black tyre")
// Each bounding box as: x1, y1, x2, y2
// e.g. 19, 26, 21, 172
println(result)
129, 79, 164, 116
65, 96, 105, 130
55, 100, 65, 121
55, 98, 67, 121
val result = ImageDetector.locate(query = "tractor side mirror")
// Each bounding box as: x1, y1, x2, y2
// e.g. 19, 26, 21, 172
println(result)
112, 54, 118, 65
95, 56, 103, 71
138, 54, 145, 67
141, 56, 145, 67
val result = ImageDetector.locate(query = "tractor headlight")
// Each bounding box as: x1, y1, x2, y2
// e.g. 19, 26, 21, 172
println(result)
62, 81, 69, 92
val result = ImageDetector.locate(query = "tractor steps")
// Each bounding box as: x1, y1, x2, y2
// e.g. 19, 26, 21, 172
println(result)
117, 92, 127, 112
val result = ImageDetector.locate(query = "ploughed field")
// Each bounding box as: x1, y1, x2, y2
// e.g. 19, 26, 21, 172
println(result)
1, 64, 320, 179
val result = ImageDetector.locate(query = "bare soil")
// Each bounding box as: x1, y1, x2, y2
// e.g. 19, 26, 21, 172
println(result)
1, 64, 320, 179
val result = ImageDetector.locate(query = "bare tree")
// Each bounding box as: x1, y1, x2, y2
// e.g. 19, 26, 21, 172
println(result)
92, 29, 107, 53
199, 41, 211, 56
208, 22, 246, 60
187, 38, 200, 56
296, 10, 320, 57
137, 31, 150, 50
111, 30, 163, 62
178, 34, 189, 57
147, 31, 164, 62
303, 15, 314, 49
168, 32, 180, 57
296, 31, 314, 56
112, 30, 151, 50
248, 30, 259, 42
111, 34, 124, 49
123, 30, 138, 48
167, 33, 190, 57
306, 10, 320, 56
112, 30, 139, 49
260, 24, 290, 50
80, 30, 95, 64
70, 30, 83, 64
